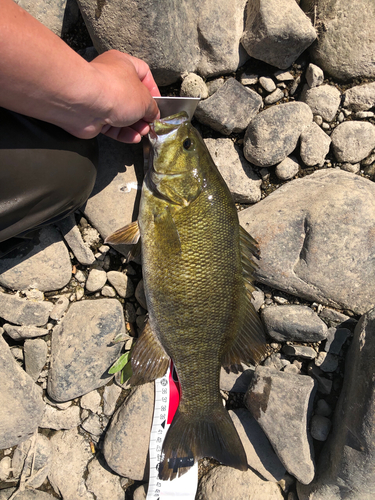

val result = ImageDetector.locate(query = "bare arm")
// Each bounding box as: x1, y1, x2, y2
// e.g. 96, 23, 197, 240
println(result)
0, 0, 160, 143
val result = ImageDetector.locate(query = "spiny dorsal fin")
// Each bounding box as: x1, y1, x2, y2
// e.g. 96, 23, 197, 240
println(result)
105, 220, 140, 245
128, 319, 170, 386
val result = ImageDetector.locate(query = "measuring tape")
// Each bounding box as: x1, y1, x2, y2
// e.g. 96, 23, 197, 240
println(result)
147, 362, 198, 499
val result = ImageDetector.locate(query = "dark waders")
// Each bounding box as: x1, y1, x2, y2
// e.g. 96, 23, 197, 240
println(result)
0, 107, 98, 256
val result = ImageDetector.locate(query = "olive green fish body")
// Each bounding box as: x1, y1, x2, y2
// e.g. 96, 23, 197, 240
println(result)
105, 112, 267, 480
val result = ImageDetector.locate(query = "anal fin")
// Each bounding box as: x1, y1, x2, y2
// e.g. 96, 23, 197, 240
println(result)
129, 319, 170, 386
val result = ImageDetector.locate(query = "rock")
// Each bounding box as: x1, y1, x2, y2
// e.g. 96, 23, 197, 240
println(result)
3, 323, 49, 340
259, 76, 276, 93
12, 433, 52, 489
48, 428, 94, 500
331, 121, 375, 163
340, 162, 361, 174
180, 73, 209, 98
300, 84, 341, 122
240, 72, 258, 85
86, 457, 125, 500
196, 465, 284, 500
314, 352, 339, 373
315, 399, 332, 417
263, 352, 290, 371
275, 156, 300, 181
261, 305, 328, 342
239, 169, 375, 314
0, 227, 71, 292
343, 82, 375, 112
80, 390, 102, 413
101, 285, 116, 297
16, 0, 80, 36
305, 63, 324, 88
103, 383, 154, 480
241, 0, 316, 69
106, 271, 134, 298
264, 88, 284, 105
40, 404, 81, 430
78, 0, 248, 86
81, 413, 103, 437
83, 135, 143, 257
50, 295, 70, 320
282, 345, 317, 359
135, 280, 147, 310
86, 268, 107, 292
47, 299, 125, 401
230, 408, 286, 481
243, 102, 313, 167
103, 383, 122, 416
133, 484, 147, 500
298, 307, 375, 499
206, 77, 225, 96
275, 70, 294, 81
300, 122, 331, 166
310, 415, 332, 441
220, 366, 254, 393
0, 456, 11, 480
301, 0, 375, 81
195, 78, 263, 135
324, 327, 350, 355
245, 366, 316, 484
0, 292, 52, 326
58, 214, 96, 266
0, 335, 45, 449
204, 138, 262, 203
24, 338, 48, 381
319, 308, 354, 328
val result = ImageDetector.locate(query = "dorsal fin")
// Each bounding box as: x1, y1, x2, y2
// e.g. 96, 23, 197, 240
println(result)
105, 220, 140, 245
128, 319, 170, 386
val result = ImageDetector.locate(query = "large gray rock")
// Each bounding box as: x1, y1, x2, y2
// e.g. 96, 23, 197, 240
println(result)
0, 227, 72, 292
241, 0, 316, 69
0, 291, 52, 326
196, 465, 284, 500
86, 457, 125, 500
239, 169, 375, 314
83, 136, 142, 257
261, 305, 328, 342
78, 0, 248, 86
12, 433, 52, 489
204, 138, 262, 203
0, 336, 45, 449
24, 338, 48, 381
103, 383, 154, 480
48, 428, 94, 500
243, 102, 313, 167
300, 122, 331, 167
195, 78, 263, 135
47, 299, 125, 401
331, 121, 375, 163
297, 307, 375, 499
16, 0, 80, 36
301, 0, 375, 81
245, 366, 316, 484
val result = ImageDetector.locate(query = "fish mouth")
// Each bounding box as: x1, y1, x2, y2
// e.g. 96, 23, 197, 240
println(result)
149, 111, 189, 149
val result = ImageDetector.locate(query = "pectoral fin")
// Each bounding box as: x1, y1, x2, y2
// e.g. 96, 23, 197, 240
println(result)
154, 206, 181, 253
129, 319, 170, 386
105, 220, 140, 245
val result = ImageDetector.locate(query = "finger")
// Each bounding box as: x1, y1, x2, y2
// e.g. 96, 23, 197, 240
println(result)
142, 69, 161, 97
130, 119, 151, 136
101, 125, 142, 144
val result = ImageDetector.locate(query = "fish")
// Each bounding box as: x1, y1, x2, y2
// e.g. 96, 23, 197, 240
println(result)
105, 111, 267, 480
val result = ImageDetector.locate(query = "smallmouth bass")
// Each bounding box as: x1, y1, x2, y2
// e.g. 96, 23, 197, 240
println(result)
106, 112, 267, 480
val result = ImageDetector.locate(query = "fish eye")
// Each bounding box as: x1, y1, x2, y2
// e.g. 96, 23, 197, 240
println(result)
183, 138, 192, 150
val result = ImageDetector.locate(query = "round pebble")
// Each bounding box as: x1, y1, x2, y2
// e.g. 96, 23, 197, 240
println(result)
275, 156, 300, 181
310, 414, 332, 441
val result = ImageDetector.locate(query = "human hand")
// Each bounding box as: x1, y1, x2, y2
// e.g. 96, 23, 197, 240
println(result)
85, 50, 161, 143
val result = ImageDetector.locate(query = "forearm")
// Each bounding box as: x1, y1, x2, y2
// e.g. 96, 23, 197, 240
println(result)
0, 0, 103, 133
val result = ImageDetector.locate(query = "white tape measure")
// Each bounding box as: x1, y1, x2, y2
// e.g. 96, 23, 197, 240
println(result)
147, 362, 198, 499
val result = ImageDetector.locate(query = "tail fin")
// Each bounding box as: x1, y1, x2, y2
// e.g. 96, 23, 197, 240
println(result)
159, 406, 247, 480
